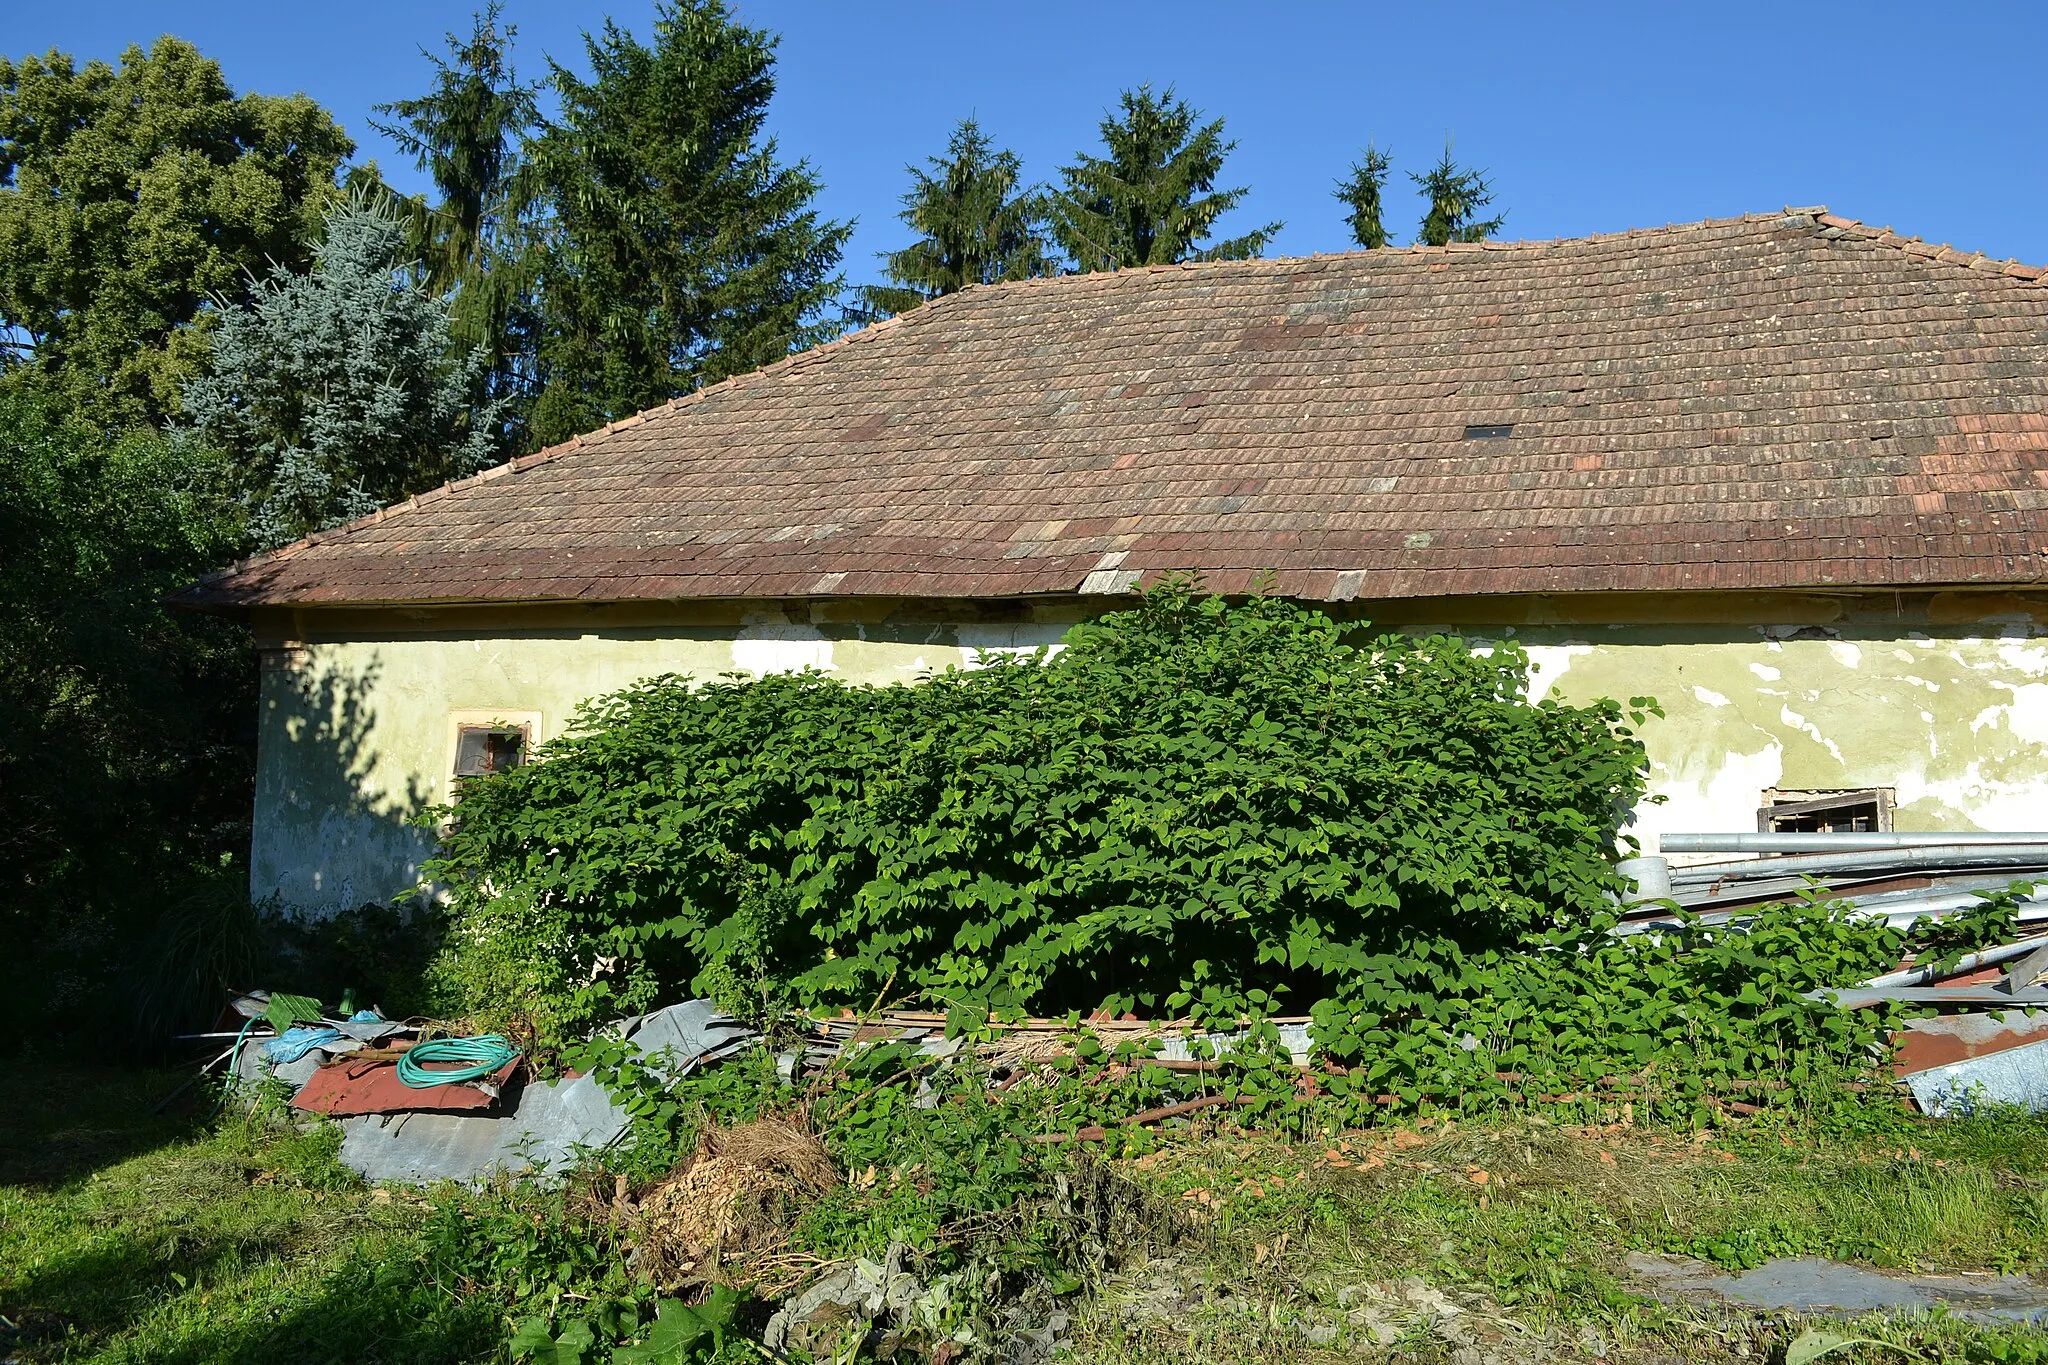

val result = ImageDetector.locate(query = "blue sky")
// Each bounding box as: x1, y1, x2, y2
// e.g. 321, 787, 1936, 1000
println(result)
17, 2, 2048, 287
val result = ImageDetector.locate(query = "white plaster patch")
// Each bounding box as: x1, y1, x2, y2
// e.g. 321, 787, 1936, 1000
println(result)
1748, 662, 1781, 682
1779, 705, 1845, 764
1894, 650, 1915, 663
956, 623, 1067, 670
1900, 675, 1942, 693
1995, 639, 2048, 678
1636, 742, 1785, 860
1691, 685, 1731, 708
1972, 704, 2008, 734
1894, 761, 2048, 832
1828, 641, 1863, 669
1522, 643, 1593, 701
731, 621, 835, 676
1998, 682, 2048, 746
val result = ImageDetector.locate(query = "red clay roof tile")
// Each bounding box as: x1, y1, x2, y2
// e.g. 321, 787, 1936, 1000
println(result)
181, 209, 2048, 609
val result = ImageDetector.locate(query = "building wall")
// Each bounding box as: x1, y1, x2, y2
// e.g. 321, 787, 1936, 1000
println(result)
250, 602, 1078, 913
249, 592, 2048, 914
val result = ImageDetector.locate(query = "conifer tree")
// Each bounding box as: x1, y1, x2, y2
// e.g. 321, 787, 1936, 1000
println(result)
1333, 143, 1393, 250
1048, 85, 1279, 272
182, 194, 503, 549
1413, 143, 1505, 246
371, 2, 538, 429
857, 119, 1051, 320
523, 0, 849, 447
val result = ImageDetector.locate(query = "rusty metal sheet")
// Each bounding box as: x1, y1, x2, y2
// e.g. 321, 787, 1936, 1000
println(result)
1894, 1012, 2048, 1116
291, 1056, 519, 1117
1895, 1011, 2048, 1076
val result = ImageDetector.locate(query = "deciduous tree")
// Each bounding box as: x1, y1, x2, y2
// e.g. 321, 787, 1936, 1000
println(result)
0, 384, 251, 1041
1048, 85, 1278, 272
0, 39, 351, 427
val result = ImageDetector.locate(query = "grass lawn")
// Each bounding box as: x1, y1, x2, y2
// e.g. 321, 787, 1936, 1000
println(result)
10, 1058, 2048, 1363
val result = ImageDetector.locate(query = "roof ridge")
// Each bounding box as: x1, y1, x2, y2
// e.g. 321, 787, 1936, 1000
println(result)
1810, 210, 2048, 282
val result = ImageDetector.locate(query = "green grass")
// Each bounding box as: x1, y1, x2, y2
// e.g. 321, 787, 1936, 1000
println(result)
11, 1061, 2048, 1364
0, 1060, 499, 1364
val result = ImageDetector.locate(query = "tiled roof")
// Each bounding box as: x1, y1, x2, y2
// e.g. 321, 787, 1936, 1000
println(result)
183, 209, 2048, 609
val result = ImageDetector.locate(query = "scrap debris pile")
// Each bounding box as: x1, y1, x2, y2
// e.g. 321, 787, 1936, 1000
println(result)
1622, 830, 2048, 1116
179, 828, 2048, 1185
200, 994, 1310, 1186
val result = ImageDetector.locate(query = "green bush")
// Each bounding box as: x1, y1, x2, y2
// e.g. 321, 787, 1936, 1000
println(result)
426, 583, 1655, 1042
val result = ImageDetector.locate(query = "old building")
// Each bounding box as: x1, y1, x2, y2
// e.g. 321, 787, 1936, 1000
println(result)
181, 208, 2048, 913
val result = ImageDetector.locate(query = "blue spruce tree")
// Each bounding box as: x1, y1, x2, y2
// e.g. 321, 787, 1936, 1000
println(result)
183, 193, 504, 549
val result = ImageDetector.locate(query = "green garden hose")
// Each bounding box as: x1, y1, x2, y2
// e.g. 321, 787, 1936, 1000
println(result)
396, 1034, 521, 1088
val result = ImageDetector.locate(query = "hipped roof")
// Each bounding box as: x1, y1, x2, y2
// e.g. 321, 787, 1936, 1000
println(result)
182, 208, 2048, 611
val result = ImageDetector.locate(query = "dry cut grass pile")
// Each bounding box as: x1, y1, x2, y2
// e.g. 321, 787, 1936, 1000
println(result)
628, 1118, 838, 1287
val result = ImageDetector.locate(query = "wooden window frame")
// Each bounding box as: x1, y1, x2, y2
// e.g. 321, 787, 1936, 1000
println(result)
1757, 787, 1894, 834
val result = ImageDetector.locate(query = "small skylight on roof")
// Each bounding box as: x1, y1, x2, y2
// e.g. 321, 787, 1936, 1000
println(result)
1463, 424, 1514, 440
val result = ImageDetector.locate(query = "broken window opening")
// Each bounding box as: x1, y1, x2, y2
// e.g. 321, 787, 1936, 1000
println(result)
1757, 787, 1893, 834
454, 724, 528, 787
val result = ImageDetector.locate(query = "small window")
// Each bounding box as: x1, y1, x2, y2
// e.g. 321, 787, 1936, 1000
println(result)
1463, 423, 1514, 440
1757, 787, 1893, 834
454, 724, 528, 783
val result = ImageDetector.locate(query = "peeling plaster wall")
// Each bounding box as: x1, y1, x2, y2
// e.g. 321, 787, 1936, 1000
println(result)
251, 593, 2048, 913
1505, 620, 2048, 856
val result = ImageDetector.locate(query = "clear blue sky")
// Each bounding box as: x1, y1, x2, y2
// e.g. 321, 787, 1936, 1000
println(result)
16, 1, 2048, 286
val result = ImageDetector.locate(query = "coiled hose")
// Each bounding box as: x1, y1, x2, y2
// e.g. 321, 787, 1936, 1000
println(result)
396, 1033, 521, 1088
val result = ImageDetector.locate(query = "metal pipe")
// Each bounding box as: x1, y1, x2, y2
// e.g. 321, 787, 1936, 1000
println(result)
1854, 891, 2048, 926
1614, 896, 2048, 937
1668, 846, 2048, 884
1663, 831, 2048, 854
1857, 932, 2048, 989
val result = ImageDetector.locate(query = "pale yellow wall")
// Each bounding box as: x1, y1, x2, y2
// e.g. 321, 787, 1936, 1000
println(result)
252, 607, 1074, 913
251, 593, 2048, 914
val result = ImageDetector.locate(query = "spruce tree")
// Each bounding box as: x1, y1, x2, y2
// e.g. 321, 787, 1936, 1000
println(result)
1334, 143, 1393, 250
523, 0, 849, 448
1413, 143, 1505, 246
181, 194, 503, 549
1048, 85, 1279, 272
371, 1, 538, 430
856, 119, 1051, 320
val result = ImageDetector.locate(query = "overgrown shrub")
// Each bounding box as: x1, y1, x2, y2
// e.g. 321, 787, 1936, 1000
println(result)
427, 583, 1655, 1043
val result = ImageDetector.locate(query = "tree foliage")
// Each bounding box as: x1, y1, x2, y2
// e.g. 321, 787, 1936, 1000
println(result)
427, 584, 1654, 1041
1333, 143, 1393, 250
0, 385, 253, 1038
371, 2, 539, 435
521, 0, 850, 448
1048, 86, 1279, 272
181, 193, 504, 549
1413, 142, 1505, 246
856, 119, 1052, 320
0, 39, 352, 427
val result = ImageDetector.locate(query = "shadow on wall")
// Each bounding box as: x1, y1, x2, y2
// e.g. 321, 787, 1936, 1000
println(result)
252, 651, 437, 919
